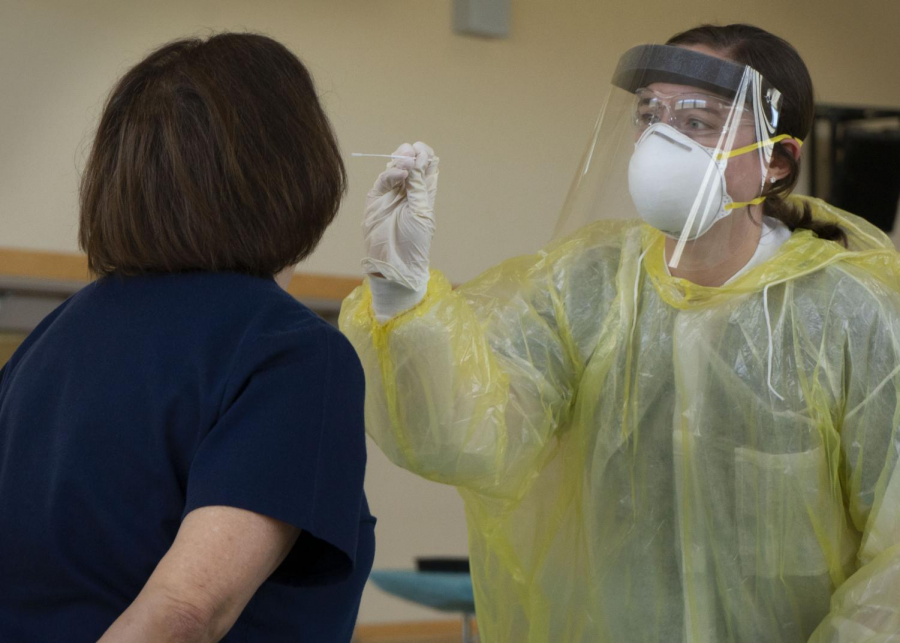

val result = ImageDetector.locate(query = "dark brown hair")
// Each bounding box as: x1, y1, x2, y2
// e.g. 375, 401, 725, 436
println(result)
667, 24, 847, 245
79, 32, 347, 277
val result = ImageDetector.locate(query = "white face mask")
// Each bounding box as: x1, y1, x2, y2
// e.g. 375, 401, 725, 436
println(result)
628, 123, 752, 240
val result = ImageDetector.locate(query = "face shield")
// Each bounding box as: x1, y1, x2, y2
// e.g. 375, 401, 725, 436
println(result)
555, 44, 795, 271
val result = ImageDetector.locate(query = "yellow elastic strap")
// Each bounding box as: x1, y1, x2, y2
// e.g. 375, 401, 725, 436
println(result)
724, 195, 767, 211
715, 134, 804, 161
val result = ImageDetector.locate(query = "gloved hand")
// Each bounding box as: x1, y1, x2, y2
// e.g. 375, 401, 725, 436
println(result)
362, 142, 439, 321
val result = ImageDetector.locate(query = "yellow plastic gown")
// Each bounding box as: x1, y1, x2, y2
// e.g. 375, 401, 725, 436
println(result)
340, 197, 900, 643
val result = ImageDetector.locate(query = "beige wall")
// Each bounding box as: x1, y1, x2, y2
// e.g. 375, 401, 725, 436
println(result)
0, 333, 27, 365
3, 0, 899, 625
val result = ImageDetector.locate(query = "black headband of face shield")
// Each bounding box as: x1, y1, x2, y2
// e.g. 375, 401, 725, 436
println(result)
612, 44, 755, 100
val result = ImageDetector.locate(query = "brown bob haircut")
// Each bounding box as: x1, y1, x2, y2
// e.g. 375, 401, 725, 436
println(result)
79, 32, 347, 278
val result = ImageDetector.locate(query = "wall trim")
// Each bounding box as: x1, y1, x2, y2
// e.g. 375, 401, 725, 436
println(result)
354, 619, 477, 643
0, 247, 361, 303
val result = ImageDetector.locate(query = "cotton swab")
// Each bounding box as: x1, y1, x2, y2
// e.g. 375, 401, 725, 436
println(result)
350, 153, 410, 159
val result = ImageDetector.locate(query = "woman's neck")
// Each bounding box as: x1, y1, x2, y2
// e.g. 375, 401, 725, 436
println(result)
664, 208, 764, 287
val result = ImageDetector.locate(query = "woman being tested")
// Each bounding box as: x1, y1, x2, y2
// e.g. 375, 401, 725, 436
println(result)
0, 33, 372, 642
342, 24, 900, 642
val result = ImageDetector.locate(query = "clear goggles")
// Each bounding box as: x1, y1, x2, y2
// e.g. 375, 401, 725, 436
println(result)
632, 88, 756, 147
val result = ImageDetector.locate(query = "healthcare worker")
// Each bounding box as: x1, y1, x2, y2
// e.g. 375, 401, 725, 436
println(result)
341, 24, 900, 642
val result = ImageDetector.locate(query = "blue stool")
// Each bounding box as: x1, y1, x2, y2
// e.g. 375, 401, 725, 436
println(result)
369, 570, 478, 642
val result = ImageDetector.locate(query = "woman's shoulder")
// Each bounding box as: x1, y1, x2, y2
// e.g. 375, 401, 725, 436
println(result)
505, 219, 639, 279
539, 219, 640, 264
208, 275, 354, 359
85, 270, 345, 365
798, 258, 900, 330
457, 220, 639, 308
124, 270, 323, 327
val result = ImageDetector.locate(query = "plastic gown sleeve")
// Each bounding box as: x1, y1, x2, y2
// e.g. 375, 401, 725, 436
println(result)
810, 294, 900, 642
339, 256, 582, 498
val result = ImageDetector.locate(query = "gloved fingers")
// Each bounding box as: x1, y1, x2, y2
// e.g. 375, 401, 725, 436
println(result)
368, 167, 409, 199
424, 164, 439, 211
404, 142, 435, 213
392, 142, 417, 158
387, 143, 417, 171
388, 156, 415, 173
405, 164, 432, 215
411, 143, 438, 191
412, 141, 434, 160
415, 148, 438, 211
412, 141, 434, 171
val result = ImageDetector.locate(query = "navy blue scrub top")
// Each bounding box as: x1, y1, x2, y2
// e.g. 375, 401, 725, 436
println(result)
0, 272, 375, 642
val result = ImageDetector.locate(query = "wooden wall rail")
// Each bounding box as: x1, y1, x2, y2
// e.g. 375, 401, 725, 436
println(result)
0, 247, 361, 303
353, 619, 477, 643
0, 247, 91, 283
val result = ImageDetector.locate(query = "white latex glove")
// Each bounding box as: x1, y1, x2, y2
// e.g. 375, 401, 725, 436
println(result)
362, 142, 438, 320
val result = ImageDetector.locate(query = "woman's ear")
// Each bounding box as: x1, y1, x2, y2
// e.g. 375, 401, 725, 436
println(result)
780, 138, 802, 162
766, 139, 802, 182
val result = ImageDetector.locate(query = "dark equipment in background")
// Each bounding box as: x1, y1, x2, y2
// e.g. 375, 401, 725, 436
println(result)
808, 105, 900, 233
